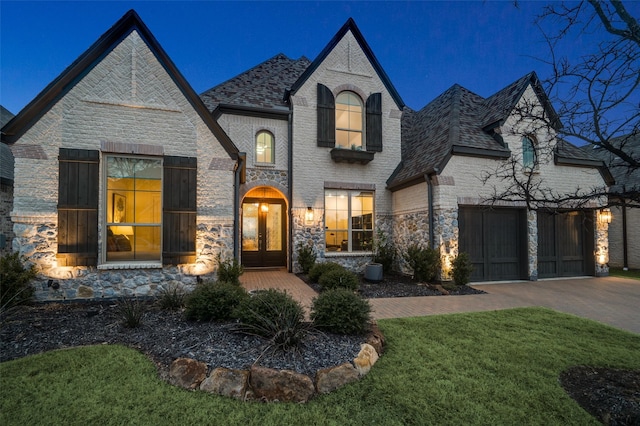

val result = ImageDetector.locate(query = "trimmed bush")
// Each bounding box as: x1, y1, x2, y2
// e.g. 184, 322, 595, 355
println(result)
318, 268, 359, 292
296, 241, 317, 274
373, 229, 396, 273
216, 253, 243, 285
404, 244, 441, 282
452, 252, 473, 285
311, 289, 371, 335
308, 262, 345, 283
234, 289, 307, 351
0, 252, 37, 311
184, 281, 248, 321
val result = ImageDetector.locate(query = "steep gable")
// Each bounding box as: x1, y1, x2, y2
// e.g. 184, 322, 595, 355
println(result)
289, 18, 404, 110
1, 10, 237, 158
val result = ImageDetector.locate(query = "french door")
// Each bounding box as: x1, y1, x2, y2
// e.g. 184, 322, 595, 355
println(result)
241, 198, 286, 267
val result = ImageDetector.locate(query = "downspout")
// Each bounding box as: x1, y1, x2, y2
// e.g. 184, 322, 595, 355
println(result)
622, 196, 628, 270
233, 152, 246, 260
287, 107, 294, 272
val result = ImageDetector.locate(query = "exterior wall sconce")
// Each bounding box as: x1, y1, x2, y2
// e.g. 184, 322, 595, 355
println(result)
305, 207, 314, 225
598, 208, 612, 224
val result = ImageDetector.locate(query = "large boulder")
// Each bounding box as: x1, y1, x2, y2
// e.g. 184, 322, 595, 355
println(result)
249, 366, 315, 403
315, 362, 359, 394
200, 367, 249, 400
169, 357, 207, 390
353, 343, 379, 377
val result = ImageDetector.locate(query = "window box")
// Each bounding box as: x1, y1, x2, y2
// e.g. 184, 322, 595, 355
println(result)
330, 148, 374, 164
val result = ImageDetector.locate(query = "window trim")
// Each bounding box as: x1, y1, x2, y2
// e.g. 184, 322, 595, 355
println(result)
324, 189, 375, 253
335, 91, 364, 150
522, 135, 538, 172
255, 130, 275, 164
102, 154, 163, 265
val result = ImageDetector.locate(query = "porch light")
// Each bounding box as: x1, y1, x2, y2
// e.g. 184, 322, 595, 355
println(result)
305, 207, 314, 224
598, 208, 612, 224
261, 203, 269, 213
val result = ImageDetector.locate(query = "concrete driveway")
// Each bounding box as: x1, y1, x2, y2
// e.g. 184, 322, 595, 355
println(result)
241, 271, 640, 334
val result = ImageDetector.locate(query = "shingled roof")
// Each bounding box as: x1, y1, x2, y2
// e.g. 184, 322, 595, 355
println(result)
584, 134, 640, 192
387, 72, 602, 190
200, 53, 311, 113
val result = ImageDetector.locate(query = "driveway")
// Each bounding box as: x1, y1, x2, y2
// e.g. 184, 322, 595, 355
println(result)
240, 271, 640, 334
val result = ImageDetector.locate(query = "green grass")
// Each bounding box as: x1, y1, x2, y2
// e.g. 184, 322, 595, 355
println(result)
609, 267, 640, 280
2, 308, 639, 425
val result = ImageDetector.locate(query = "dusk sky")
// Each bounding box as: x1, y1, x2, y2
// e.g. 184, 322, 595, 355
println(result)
1, 1, 636, 116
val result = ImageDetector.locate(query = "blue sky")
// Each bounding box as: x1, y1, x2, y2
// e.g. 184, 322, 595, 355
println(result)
0, 1, 630, 115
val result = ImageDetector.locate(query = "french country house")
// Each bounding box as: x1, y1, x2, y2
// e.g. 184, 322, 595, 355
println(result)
1, 10, 613, 301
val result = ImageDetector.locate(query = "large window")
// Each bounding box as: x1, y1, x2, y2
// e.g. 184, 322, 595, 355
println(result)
106, 156, 162, 262
256, 130, 275, 164
335, 92, 363, 149
325, 190, 374, 252
522, 136, 537, 170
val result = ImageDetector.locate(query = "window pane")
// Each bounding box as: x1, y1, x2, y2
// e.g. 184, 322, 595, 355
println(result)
106, 156, 162, 262
336, 130, 349, 148
349, 131, 362, 148
266, 204, 282, 251
256, 131, 274, 163
325, 230, 348, 252
242, 203, 259, 251
336, 109, 349, 129
350, 111, 362, 130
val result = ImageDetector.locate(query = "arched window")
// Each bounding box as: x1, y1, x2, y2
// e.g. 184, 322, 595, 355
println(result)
255, 130, 274, 164
335, 92, 363, 149
522, 136, 537, 169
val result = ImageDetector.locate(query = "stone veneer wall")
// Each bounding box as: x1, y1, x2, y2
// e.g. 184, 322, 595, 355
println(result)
0, 181, 13, 253
291, 209, 396, 273
595, 219, 610, 276
527, 210, 538, 280
11, 213, 233, 301
392, 209, 430, 275
245, 168, 288, 189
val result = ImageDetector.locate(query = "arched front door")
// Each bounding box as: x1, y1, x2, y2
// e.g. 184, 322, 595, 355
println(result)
241, 187, 287, 267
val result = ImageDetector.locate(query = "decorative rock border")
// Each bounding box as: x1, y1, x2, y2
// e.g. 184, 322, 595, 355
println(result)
168, 323, 386, 403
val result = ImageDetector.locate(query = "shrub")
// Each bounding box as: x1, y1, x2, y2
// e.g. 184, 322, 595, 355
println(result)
156, 283, 186, 310
0, 252, 37, 311
308, 262, 345, 283
404, 244, 441, 282
216, 253, 243, 285
452, 252, 473, 285
117, 297, 145, 328
184, 280, 248, 321
296, 241, 316, 274
311, 289, 371, 335
372, 229, 396, 273
318, 269, 359, 292
234, 289, 307, 351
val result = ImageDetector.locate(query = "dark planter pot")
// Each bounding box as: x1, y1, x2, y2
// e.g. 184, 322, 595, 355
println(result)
364, 262, 383, 283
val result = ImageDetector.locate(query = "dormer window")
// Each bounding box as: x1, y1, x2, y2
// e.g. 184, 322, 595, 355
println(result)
255, 130, 274, 164
522, 136, 537, 170
336, 92, 363, 150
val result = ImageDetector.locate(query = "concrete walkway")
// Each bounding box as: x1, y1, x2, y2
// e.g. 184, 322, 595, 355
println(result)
240, 270, 640, 334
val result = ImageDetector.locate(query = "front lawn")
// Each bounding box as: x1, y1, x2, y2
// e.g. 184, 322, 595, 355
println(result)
2, 307, 639, 425
609, 267, 640, 280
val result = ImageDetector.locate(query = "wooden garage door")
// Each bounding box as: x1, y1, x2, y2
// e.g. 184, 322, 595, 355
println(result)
459, 207, 527, 282
537, 210, 595, 278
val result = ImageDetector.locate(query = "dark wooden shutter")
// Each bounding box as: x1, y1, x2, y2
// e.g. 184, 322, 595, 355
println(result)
317, 83, 335, 147
163, 156, 197, 265
57, 148, 99, 266
366, 93, 383, 152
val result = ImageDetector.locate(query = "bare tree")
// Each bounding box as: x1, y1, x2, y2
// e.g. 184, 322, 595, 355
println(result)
484, 0, 639, 209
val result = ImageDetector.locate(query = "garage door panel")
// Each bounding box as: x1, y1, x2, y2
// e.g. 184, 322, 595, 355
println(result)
460, 207, 526, 282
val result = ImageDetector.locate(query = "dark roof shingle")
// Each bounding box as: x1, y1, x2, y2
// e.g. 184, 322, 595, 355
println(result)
200, 53, 310, 112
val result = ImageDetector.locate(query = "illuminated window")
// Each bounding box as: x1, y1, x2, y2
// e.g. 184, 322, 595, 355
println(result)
335, 92, 363, 149
256, 130, 275, 164
105, 156, 162, 262
325, 190, 373, 252
522, 136, 537, 170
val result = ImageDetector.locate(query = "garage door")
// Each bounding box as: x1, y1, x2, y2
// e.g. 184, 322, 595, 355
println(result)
459, 207, 528, 282
537, 210, 595, 278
